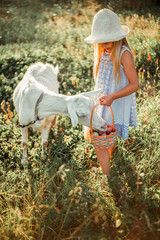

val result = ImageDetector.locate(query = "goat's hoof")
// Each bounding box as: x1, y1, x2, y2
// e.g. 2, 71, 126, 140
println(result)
43, 142, 48, 149
41, 151, 44, 157
41, 150, 47, 157
21, 158, 28, 165
41, 142, 48, 156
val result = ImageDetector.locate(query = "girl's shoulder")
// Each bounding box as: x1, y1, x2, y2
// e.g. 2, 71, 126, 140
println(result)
120, 45, 134, 68
120, 45, 134, 66
120, 45, 132, 58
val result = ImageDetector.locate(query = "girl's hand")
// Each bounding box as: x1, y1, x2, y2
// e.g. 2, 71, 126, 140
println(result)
99, 94, 114, 106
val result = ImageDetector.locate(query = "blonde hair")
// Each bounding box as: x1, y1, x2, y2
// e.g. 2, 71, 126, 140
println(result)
94, 38, 130, 83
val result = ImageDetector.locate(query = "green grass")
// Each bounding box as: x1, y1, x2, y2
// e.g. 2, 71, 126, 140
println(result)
0, 1, 160, 239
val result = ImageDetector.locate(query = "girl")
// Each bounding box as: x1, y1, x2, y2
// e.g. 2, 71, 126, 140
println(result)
84, 9, 139, 178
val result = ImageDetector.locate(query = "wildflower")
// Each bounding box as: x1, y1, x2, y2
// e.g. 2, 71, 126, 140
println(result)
147, 53, 151, 61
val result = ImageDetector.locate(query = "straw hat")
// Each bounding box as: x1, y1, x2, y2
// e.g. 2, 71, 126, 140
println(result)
85, 9, 130, 44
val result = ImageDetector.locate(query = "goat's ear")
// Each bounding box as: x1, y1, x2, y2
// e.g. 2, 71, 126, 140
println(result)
55, 65, 59, 75
81, 88, 102, 97
67, 103, 78, 127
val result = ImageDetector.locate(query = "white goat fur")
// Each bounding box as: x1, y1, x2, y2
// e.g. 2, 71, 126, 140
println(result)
13, 62, 106, 164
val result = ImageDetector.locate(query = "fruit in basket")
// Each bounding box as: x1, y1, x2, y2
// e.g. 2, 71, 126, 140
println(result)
106, 127, 113, 134
93, 131, 99, 136
93, 127, 114, 136
98, 131, 105, 136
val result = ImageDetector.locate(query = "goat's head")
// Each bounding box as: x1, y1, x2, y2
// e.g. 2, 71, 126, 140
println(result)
67, 89, 106, 131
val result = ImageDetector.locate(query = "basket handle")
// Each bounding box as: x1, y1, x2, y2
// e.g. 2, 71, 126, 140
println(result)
90, 103, 115, 135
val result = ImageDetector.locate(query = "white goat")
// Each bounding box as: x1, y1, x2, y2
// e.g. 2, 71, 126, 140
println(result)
13, 62, 106, 164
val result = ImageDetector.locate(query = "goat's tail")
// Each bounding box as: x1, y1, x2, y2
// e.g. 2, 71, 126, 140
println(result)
83, 126, 92, 142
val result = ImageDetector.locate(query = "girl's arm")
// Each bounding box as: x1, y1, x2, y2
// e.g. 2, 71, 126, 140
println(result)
99, 50, 139, 106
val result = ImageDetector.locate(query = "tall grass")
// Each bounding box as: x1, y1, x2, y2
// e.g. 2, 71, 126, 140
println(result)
0, 1, 159, 239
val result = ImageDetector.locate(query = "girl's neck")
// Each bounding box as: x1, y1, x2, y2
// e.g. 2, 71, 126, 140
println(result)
104, 50, 111, 54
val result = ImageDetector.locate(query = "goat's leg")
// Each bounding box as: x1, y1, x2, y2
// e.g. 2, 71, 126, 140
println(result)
41, 116, 56, 156
21, 127, 28, 164
50, 116, 56, 129
41, 123, 52, 156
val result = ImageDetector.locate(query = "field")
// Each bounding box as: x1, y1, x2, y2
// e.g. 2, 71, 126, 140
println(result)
0, 0, 159, 239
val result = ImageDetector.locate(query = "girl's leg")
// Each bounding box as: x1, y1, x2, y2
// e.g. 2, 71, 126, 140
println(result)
94, 148, 110, 177
108, 143, 116, 158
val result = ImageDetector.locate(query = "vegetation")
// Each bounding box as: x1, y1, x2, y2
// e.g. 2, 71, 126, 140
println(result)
0, 0, 159, 239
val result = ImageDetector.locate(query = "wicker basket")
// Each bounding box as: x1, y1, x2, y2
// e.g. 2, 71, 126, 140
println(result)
90, 104, 117, 149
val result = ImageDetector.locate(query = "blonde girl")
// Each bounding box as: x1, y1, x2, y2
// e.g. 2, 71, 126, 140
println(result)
84, 9, 139, 178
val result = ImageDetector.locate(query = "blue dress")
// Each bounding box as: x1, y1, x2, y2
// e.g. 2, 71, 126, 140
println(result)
94, 45, 137, 140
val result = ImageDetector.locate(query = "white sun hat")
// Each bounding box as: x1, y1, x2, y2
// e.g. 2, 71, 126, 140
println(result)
85, 9, 130, 44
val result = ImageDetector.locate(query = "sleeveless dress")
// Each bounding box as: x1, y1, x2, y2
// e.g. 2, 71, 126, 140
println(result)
94, 45, 137, 140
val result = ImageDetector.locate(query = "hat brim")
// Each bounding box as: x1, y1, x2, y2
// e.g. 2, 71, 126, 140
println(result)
85, 26, 130, 44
